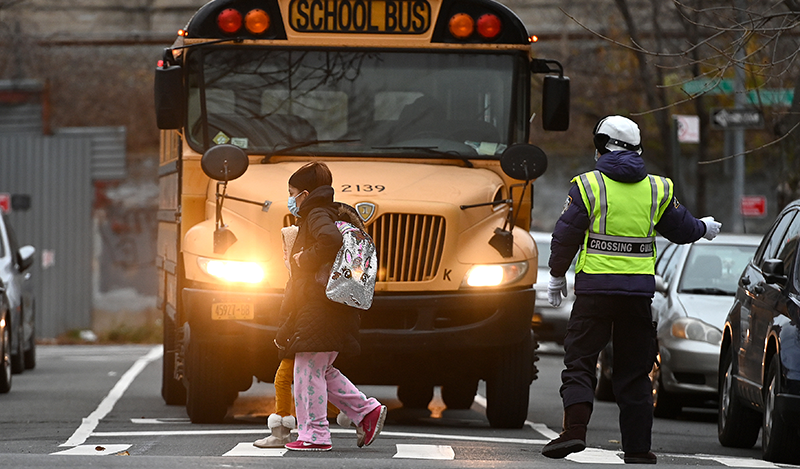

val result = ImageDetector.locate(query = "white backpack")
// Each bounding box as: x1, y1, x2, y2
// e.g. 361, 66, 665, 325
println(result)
326, 221, 377, 310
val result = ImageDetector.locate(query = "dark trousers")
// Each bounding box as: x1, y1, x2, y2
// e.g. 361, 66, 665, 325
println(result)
560, 294, 657, 453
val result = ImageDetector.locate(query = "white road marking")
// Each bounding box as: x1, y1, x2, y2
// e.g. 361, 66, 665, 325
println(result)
60, 345, 162, 447
131, 418, 191, 424
51, 444, 131, 456
694, 455, 780, 467
222, 442, 287, 457
565, 447, 623, 464
91, 427, 547, 445
527, 422, 559, 439
393, 444, 455, 460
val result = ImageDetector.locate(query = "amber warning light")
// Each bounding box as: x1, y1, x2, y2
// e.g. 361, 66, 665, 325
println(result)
448, 12, 501, 40
217, 8, 272, 35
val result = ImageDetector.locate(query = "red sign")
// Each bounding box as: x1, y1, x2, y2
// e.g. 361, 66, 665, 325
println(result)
0, 193, 9, 213
741, 195, 766, 217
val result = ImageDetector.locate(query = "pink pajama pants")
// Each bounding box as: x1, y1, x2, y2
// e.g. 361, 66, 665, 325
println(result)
293, 351, 381, 445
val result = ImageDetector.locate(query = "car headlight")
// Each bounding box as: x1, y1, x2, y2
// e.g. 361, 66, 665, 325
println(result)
461, 261, 528, 287
197, 257, 265, 284
670, 317, 722, 345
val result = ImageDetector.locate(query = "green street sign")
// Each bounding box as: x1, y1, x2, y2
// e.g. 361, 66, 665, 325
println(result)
682, 78, 735, 95
748, 89, 793, 106
682, 78, 793, 106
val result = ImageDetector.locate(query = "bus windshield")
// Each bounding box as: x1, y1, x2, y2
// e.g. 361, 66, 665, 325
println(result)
186, 48, 518, 158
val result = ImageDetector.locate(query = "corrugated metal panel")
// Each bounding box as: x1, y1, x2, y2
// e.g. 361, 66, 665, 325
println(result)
55, 126, 127, 181
0, 134, 93, 338
0, 103, 43, 134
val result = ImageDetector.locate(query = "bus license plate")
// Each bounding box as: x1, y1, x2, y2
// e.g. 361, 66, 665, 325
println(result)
211, 303, 254, 320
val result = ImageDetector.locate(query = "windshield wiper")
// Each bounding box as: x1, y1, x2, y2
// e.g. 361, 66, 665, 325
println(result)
372, 146, 474, 167
260, 139, 360, 163
680, 287, 734, 296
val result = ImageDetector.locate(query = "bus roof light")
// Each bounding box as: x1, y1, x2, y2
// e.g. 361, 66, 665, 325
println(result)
245, 9, 270, 34
476, 14, 501, 39
217, 8, 243, 34
448, 13, 474, 39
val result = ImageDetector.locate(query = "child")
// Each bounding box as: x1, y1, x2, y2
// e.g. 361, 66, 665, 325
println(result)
276, 162, 386, 452
254, 224, 362, 448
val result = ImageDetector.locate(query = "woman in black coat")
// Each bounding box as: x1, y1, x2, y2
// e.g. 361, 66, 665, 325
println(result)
276, 162, 386, 452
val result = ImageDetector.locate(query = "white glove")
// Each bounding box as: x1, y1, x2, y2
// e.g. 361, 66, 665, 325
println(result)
548, 276, 568, 307
701, 216, 722, 240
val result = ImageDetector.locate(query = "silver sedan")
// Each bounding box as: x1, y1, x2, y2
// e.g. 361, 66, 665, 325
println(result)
650, 234, 761, 418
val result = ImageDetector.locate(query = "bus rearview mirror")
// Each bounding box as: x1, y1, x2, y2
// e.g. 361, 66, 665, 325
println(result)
154, 64, 186, 130
201, 144, 249, 182
500, 144, 548, 181
542, 75, 570, 131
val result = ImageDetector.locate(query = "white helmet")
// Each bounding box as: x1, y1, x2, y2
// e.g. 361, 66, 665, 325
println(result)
593, 115, 642, 155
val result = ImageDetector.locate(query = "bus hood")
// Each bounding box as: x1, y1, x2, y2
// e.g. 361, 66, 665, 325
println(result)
229, 160, 505, 209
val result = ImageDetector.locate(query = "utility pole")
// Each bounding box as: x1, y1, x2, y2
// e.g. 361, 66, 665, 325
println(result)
731, 1, 747, 233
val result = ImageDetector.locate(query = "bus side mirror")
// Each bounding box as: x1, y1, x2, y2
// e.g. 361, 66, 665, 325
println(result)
201, 145, 249, 254
154, 63, 186, 130
201, 144, 249, 182
542, 75, 570, 131
531, 59, 570, 131
490, 144, 548, 257
500, 144, 548, 181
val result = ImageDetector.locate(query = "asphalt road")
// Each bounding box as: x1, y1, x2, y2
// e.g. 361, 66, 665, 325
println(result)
0, 343, 787, 468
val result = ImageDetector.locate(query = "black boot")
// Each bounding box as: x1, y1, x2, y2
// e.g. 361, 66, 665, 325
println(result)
542, 402, 592, 459
624, 451, 657, 464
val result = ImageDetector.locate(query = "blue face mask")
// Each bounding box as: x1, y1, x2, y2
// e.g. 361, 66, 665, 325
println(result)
288, 195, 301, 217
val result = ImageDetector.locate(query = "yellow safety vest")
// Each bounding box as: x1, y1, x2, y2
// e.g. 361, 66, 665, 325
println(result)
573, 170, 673, 275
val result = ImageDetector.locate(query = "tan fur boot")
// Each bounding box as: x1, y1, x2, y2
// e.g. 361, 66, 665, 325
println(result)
253, 414, 296, 448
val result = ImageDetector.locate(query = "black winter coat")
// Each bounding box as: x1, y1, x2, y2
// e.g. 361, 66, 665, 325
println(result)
275, 185, 364, 358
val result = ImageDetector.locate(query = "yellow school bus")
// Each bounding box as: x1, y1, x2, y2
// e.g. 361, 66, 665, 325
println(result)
154, 0, 569, 428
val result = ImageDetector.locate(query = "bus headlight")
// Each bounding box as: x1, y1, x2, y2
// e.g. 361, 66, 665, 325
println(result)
461, 261, 528, 287
197, 257, 265, 284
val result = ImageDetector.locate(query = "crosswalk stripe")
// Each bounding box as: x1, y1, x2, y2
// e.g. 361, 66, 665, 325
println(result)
222, 442, 287, 457
51, 444, 131, 456
393, 444, 455, 460
703, 456, 779, 467
565, 447, 624, 464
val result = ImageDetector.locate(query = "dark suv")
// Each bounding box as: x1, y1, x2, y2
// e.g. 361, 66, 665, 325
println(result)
718, 199, 800, 464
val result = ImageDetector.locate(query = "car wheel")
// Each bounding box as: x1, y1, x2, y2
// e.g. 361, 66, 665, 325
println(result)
652, 366, 682, 419
0, 310, 12, 393
762, 355, 799, 463
397, 381, 434, 409
485, 332, 534, 429
595, 347, 614, 402
161, 314, 186, 405
23, 302, 36, 370
10, 322, 24, 374
717, 345, 760, 447
441, 378, 479, 410
184, 337, 233, 423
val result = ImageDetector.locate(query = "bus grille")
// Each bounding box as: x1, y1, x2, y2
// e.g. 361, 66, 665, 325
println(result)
366, 213, 446, 282
284, 212, 446, 282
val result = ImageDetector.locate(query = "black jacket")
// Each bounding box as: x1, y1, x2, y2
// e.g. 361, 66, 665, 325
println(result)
275, 185, 365, 358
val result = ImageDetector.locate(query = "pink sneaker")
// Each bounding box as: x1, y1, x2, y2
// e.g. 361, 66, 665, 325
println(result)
284, 440, 332, 451
359, 405, 387, 447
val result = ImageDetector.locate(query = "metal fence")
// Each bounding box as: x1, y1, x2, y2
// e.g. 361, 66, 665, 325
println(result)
0, 134, 93, 338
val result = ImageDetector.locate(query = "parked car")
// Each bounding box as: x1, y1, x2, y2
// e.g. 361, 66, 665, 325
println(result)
718, 200, 800, 464
530, 231, 575, 344
648, 234, 761, 418
0, 213, 36, 393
